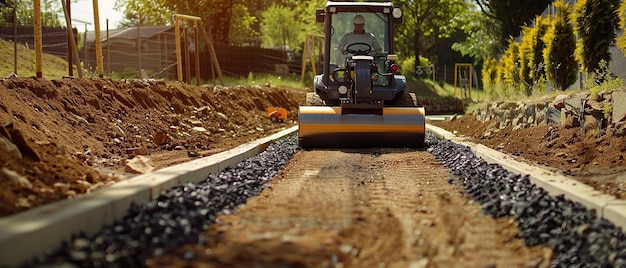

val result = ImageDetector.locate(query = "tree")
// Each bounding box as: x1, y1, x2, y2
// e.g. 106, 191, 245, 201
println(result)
500, 39, 521, 88
115, 0, 173, 27
258, 0, 324, 50
449, 4, 501, 62
528, 16, 549, 86
116, 0, 239, 43
519, 25, 535, 96
259, 5, 299, 49
616, 1, 626, 54
228, 3, 258, 46
572, 0, 620, 77
0, 0, 65, 26
518, 16, 550, 96
393, 0, 466, 63
474, 0, 553, 52
481, 57, 498, 95
542, 0, 577, 91
115, 0, 322, 46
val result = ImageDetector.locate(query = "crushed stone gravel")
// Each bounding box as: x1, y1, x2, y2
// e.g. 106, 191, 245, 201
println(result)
427, 133, 626, 267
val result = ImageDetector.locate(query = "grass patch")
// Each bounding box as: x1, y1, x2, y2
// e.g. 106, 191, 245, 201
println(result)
407, 78, 486, 101
0, 39, 73, 79
222, 72, 306, 88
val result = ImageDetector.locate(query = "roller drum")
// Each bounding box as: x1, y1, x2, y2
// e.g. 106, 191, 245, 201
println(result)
298, 106, 425, 148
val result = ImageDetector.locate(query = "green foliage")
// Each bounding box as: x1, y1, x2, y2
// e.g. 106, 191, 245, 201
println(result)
481, 58, 497, 87
516, 17, 549, 97
400, 56, 416, 79
110, 67, 139, 79
474, 0, 553, 51
449, 4, 502, 62
481, 57, 499, 96
417, 57, 433, 80
0, 39, 71, 78
583, 59, 623, 95
259, 5, 302, 50
399, 55, 432, 79
542, 1, 578, 91
603, 104, 612, 120
572, 0, 620, 76
0, 0, 64, 26
394, 0, 467, 61
117, 0, 324, 47
224, 72, 305, 88
228, 4, 259, 45
118, 0, 240, 43
115, 0, 173, 27
519, 25, 535, 96
529, 16, 549, 84
500, 40, 521, 88
617, 1, 626, 53
284, 0, 325, 35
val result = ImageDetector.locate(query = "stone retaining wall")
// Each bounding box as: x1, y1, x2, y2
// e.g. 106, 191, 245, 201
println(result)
418, 97, 465, 115
471, 88, 626, 137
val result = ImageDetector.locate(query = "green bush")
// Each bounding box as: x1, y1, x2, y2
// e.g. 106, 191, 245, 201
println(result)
529, 16, 549, 86
616, 1, 626, 54
519, 25, 535, 96
399, 56, 415, 78
572, 0, 620, 76
584, 59, 624, 95
542, 0, 578, 91
515, 16, 550, 96
399, 55, 432, 80
481, 57, 498, 96
500, 40, 521, 88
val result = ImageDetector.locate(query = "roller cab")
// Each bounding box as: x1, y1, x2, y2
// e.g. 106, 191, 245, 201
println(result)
298, 1, 425, 149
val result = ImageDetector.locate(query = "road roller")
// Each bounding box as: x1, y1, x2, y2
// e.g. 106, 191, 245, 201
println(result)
298, 1, 426, 148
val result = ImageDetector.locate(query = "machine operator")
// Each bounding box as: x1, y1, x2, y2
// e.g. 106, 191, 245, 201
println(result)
337, 15, 382, 55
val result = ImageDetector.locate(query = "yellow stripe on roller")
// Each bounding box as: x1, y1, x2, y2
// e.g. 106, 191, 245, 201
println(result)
300, 124, 424, 134
299, 106, 341, 114
299, 106, 425, 116
382, 107, 425, 116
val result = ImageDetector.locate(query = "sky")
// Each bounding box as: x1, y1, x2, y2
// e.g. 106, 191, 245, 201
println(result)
66, 0, 125, 31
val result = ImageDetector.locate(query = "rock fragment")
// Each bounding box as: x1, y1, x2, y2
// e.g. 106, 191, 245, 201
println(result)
125, 155, 155, 174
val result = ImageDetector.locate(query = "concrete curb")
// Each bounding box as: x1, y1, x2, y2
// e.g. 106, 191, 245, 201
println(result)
427, 124, 626, 231
0, 126, 298, 267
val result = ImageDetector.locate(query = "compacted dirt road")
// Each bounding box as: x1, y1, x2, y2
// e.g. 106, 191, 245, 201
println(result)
149, 149, 550, 267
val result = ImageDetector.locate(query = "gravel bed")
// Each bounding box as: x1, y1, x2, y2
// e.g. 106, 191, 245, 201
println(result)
26, 132, 626, 267
27, 135, 299, 267
426, 133, 626, 267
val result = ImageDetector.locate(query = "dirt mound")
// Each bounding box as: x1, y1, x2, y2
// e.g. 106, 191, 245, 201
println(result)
0, 77, 306, 216
430, 115, 626, 199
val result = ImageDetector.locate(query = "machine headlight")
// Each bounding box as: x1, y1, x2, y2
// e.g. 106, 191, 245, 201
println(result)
392, 8, 402, 19
338, 85, 348, 94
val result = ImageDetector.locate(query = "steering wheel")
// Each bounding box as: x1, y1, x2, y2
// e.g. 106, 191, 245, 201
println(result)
346, 42, 372, 55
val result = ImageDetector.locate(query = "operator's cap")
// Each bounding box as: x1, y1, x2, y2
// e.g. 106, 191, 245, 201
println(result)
353, 15, 365, 24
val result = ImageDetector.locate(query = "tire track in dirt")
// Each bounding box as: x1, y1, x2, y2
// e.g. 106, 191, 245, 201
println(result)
152, 149, 550, 267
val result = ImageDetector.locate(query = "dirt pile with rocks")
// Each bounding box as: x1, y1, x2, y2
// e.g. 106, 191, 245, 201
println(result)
0, 77, 305, 216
